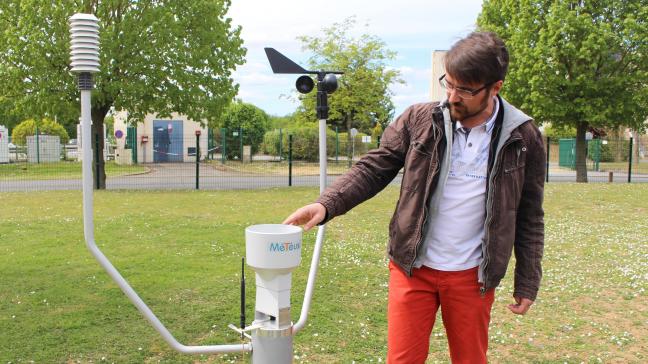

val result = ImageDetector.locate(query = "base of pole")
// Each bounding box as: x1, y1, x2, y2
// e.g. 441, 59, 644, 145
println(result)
251, 326, 293, 364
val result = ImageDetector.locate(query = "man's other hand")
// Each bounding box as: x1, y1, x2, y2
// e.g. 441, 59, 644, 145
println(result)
282, 203, 326, 231
507, 296, 534, 315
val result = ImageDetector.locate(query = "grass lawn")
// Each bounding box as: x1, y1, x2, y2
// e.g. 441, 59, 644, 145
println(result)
596, 161, 648, 174
1, 184, 646, 363
0, 161, 149, 181
209, 160, 353, 176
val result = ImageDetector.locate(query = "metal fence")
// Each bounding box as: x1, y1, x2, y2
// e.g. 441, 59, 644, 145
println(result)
1, 132, 647, 192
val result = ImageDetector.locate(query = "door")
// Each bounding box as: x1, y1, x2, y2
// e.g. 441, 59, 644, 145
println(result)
153, 120, 183, 163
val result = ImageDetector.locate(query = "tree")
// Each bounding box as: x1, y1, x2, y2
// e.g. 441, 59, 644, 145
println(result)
478, 0, 648, 182
11, 118, 70, 145
0, 0, 245, 188
294, 17, 403, 159
218, 102, 270, 159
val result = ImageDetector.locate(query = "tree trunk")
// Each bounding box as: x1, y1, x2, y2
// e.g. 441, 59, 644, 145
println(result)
91, 106, 110, 189
575, 121, 588, 183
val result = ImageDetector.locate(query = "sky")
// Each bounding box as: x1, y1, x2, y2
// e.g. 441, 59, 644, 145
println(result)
227, 0, 484, 118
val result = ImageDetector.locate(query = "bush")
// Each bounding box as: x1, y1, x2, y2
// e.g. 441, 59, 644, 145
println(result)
588, 139, 629, 162
220, 102, 270, 159
11, 118, 70, 145
262, 126, 337, 161
261, 127, 378, 161
543, 123, 576, 139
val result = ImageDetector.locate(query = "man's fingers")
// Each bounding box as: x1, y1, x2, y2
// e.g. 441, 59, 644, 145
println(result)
507, 297, 533, 315
303, 209, 325, 231
283, 203, 325, 231
507, 303, 526, 315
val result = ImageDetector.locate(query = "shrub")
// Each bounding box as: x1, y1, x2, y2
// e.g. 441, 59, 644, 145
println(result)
262, 126, 337, 161
588, 139, 629, 162
220, 102, 270, 159
11, 118, 70, 145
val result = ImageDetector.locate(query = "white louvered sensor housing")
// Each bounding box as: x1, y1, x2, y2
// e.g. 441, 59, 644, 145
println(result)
69, 13, 100, 73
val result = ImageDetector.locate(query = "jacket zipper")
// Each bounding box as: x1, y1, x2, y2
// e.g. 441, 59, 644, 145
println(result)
407, 113, 445, 275
480, 134, 522, 295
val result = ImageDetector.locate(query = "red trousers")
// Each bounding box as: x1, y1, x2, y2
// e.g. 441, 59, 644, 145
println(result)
387, 261, 495, 364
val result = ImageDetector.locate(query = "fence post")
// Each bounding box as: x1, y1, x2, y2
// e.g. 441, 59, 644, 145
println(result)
335, 126, 339, 164
546, 136, 550, 183
288, 134, 293, 187
94, 133, 100, 189
239, 126, 243, 161
628, 137, 633, 183
221, 128, 226, 164
36, 126, 40, 164
196, 131, 200, 190
279, 128, 283, 161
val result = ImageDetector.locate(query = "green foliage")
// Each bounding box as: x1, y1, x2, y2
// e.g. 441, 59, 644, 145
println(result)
543, 123, 577, 139
262, 126, 337, 161
294, 17, 403, 135
0, 0, 246, 185
268, 114, 296, 129
478, 0, 648, 180
11, 118, 69, 145
0, 0, 246, 124
587, 139, 629, 163
219, 102, 270, 159
371, 123, 384, 142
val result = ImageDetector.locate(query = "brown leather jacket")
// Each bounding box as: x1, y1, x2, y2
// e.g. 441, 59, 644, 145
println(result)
317, 97, 545, 300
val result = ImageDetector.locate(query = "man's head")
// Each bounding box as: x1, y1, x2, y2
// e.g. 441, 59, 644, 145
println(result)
441, 32, 508, 123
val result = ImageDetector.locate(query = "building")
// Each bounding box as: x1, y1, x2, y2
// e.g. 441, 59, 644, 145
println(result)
112, 111, 209, 164
429, 50, 447, 102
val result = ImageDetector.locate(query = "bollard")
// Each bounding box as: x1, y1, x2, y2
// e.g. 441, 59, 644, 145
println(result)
608, 171, 613, 183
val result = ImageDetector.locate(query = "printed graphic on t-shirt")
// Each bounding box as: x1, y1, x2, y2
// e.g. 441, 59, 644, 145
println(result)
448, 136, 490, 181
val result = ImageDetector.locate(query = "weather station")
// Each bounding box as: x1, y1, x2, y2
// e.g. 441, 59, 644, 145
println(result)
72, 13, 343, 363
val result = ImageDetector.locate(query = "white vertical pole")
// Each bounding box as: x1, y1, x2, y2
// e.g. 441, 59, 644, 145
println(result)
81, 89, 94, 242
292, 118, 328, 334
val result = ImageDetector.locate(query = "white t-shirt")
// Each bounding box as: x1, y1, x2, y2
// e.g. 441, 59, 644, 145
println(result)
423, 98, 499, 271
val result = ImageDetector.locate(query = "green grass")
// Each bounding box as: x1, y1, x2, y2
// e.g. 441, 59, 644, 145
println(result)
0, 161, 149, 181
596, 161, 648, 173
1, 184, 646, 363
208, 160, 352, 176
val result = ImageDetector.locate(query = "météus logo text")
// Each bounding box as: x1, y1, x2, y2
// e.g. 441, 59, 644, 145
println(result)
269, 241, 301, 253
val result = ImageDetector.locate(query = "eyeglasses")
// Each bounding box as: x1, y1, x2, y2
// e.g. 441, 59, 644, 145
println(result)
438, 74, 495, 100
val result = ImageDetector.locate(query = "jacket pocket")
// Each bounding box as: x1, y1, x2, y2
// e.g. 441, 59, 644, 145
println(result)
411, 140, 432, 156
504, 145, 527, 174
402, 141, 432, 191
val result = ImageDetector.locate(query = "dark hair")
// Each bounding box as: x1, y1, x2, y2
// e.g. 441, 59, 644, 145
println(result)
444, 32, 509, 85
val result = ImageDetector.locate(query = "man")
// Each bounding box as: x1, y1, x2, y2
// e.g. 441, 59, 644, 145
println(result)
283, 32, 545, 363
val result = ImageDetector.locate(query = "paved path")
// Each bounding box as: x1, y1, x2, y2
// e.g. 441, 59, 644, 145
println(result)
1, 162, 646, 192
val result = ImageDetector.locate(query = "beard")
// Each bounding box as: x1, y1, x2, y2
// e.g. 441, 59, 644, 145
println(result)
449, 93, 490, 122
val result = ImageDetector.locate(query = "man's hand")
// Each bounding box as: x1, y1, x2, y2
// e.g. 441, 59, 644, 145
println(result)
282, 203, 326, 231
507, 296, 534, 315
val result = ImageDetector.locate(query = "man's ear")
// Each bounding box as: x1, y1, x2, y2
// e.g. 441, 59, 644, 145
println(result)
491, 80, 504, 96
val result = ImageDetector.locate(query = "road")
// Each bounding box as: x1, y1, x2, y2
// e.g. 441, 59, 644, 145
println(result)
1, 162, 646, 192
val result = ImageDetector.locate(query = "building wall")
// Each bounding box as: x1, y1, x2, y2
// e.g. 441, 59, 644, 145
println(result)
430, 50, 447, 103
113, 111, 208, 163
0, 125, 9, 164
